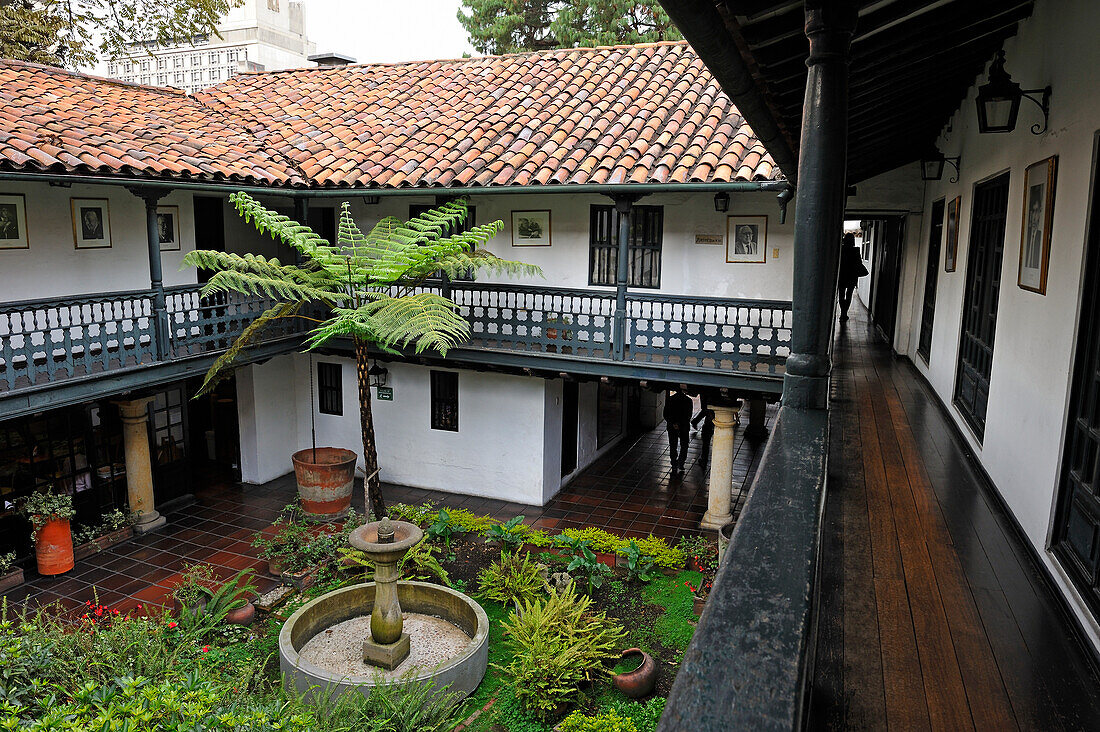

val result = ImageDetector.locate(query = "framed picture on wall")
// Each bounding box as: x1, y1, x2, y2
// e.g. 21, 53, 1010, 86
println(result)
511, 210, 551, 246
157, 205, 180, 251
944, 196, 961, 272
0, 193, 28, 249
1018, 155, 1058, 294
726, 215, 767, 263
71, 198, 112, 249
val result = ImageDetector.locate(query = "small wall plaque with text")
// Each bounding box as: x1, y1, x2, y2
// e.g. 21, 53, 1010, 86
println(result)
695, 233, 723, 246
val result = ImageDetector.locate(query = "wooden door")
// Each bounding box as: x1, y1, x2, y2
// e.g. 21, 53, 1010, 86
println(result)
954, 173, 1010, 439
1053, 139, 1100, 617
918, 199, 946, 362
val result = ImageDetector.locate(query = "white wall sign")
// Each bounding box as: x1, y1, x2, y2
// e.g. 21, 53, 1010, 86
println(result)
695, 233, 723, 246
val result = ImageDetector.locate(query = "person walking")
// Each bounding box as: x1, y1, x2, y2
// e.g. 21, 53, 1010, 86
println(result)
838, 232, 869, 321
692, 404, 715, 470
664, 389, 693, 472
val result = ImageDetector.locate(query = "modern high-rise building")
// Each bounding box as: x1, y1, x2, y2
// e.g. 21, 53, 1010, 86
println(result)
105, 0, 317, 93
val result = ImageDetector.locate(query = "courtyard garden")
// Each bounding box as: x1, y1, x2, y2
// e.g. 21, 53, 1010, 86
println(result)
0, 501, 722, 731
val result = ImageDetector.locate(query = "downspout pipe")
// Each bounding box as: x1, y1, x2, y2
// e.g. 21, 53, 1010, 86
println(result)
659, 0, 799, 185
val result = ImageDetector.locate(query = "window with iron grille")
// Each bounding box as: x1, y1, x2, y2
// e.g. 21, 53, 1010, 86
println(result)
430, 371, 458, 431
409, 204, 476, 281
589, 205, 663, 288
317, 362, 342, 416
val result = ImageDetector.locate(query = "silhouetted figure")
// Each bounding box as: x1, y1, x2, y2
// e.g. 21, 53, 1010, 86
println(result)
838, 233, 868, 321
692, 406, 715, 469
664, 389, 693, 472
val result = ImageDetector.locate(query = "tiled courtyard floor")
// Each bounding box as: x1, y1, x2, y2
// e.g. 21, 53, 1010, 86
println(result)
2, 412, 773, 615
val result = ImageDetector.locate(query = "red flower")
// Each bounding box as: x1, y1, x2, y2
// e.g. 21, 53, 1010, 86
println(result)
201, 645, 210, 653
167, 621, 178, 629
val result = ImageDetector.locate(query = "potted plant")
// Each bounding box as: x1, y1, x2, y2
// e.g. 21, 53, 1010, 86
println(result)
0, 551, 22, 593
291, 446, 358, 521
251, 509, 313, 577
172, 562, 216, 618
21, 490, 75, 576
73, 509, 137, 560
207, 568, 260, 626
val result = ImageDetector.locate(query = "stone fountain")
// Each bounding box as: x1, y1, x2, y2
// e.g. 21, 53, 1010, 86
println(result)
278, 517, 488, 702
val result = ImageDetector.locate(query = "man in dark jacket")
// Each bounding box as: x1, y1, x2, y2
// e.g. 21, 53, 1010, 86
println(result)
664, 389, 693, 472
838, 233, 869, 321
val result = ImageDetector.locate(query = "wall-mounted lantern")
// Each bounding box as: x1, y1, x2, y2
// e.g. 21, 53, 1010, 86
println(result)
368, 363, 389, 387
713, 191, 730, 212
975, 50, 1051, 135
920, 150, 961, 183
362, 195, 381, 205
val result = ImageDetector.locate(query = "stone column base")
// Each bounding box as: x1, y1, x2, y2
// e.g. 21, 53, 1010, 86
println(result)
134, 514, 167, 534
700, 511, 733, 531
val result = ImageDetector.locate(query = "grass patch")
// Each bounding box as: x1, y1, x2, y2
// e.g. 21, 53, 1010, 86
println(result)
641, 571, 702, 655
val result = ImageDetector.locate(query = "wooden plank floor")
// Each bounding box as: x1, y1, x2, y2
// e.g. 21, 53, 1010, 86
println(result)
809, 302, 1100, 730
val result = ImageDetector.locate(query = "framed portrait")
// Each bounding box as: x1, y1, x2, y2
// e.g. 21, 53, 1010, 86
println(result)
1018, 155, 1057, 294
0, 193, 28, 249
511, 210, 551, 246
944, 196, 961, 272
71, 198, 111, 249
157, 205, 180, 251
726, 215, 767, 263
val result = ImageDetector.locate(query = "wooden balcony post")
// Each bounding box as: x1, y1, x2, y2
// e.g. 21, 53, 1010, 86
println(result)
612, 194, 640, 360
293, 196, 308, 266
130, 187, 171, 361
783, 1, 857, 409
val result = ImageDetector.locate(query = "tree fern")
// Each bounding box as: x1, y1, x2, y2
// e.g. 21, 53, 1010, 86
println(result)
184, 193, 540, 519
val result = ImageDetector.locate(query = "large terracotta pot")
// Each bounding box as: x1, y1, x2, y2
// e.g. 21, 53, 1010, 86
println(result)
613, 648, 658, 698
291, 447, 358, 521
34, 517, 74, 576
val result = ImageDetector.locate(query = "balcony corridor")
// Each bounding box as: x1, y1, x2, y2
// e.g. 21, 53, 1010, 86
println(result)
810, 303, 1100, 729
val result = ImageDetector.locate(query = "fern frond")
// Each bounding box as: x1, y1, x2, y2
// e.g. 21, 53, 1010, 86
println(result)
305, 293, 470, 356
196, 300, 304, 396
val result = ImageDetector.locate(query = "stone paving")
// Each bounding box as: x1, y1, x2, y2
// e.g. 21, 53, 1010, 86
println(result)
2, 413, 773, 614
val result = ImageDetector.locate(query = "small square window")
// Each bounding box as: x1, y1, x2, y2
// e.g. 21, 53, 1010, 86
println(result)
430, 371, 458, 431
317, 362, 342, 416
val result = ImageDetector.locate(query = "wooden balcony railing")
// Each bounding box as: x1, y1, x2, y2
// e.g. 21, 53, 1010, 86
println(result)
1, 282, 792, 398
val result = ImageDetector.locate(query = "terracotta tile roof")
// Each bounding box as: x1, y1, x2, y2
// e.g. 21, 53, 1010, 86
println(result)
0, 60, 305, 185
0, 42, 778, 189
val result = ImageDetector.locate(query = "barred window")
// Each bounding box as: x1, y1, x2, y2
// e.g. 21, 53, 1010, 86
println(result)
317, 362, 342, 416
589, 205, 663, 288
430, 371, 458, 431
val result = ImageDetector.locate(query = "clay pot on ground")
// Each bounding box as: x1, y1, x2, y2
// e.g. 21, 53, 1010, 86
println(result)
291, 447, 358, 521
717, 522, 736, 566
267, 560, 284, 577
612, 648, 658, 698
692, 595, 707, 616
225, 601, 255, 626
34, 517, 74, 576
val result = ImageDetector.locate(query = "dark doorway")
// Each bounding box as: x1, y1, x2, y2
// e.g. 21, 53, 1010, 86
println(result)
150, 386, 191, 506
561, 382, 579, 477
186, 374, 240, 478
918, 199, 946, 363
193, 196, 225, 284
868, 216, 906, 345
1053, 136, 1100, 618
308, 207, 337, 245
954, 172, 1011, 439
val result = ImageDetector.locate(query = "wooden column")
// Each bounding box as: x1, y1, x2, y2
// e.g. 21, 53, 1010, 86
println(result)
782, 2, 857, 410
612, 194, 639, 361
114, 398, 166, 534
130, 188, 171, 360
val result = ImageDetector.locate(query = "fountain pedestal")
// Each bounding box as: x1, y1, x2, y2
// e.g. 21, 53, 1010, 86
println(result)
350, 516, 423, 670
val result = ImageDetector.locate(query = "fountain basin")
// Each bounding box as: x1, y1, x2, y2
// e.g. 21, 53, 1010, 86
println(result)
279, 581, 488, 703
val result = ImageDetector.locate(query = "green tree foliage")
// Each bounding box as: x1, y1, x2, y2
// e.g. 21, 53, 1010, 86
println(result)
0, 0, 240, 69
457, 0, 681, 56
185, 195, 538, 519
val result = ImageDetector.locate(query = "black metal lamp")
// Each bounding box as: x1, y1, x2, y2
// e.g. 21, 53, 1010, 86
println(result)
362, 195, 381, 205
713, 191, 730, 212
368, 363, 389, 387
920, 150, 961, 183
975, 50, 1051, 135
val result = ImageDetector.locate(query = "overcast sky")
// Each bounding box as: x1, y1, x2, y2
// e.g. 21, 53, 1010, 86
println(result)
304, 0, 477, 64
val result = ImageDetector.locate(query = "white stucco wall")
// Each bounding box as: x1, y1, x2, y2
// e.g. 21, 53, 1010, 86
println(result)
896, 0, 1100, 645
236, 353, 299, 484
0, 181, 199, 301
336, 190, 795, 301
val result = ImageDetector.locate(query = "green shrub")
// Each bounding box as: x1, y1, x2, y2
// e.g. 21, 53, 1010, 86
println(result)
617, 540, 658, 583
389, 501, 438, 525
340, 541, 451, 586
558, 527, 621, 554
614, 697, 667, 732
0, 551, 15, 576
426, 508, 465, 550
445, 507, 496, 535
478, 551, 548, 607
631, 535, 684, 570
559, 708, 639, 732
523, 529, 555, 548
485, 515, 527, 552
499, 584, 626, 720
